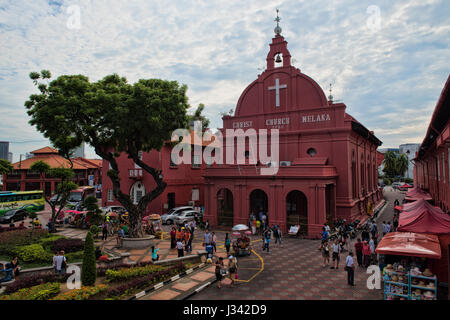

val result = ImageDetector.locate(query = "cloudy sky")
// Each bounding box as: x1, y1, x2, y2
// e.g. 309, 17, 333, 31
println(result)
0, 0, 449, 162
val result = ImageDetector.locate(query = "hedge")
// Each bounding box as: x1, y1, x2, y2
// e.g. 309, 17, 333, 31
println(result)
51, 238, 84, 253
105, 263, 186, 299
3, 272, 70, 295
105, 264, 165, 282
0, 282, 60, 300
16, 244, 53, 263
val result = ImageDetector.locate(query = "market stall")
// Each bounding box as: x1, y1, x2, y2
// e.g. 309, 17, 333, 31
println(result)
397, 206, 450, 234
376, 232, 441, 300
396, 198, 444, 214
404, 187, 433, 202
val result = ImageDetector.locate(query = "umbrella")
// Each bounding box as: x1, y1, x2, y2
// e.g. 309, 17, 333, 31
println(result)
232, 232, 241, 237
244, 231, 252, 235
232, 224, 249, 231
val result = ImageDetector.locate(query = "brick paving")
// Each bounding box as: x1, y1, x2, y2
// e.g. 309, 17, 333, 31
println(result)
33, 189, 405, 300
189, 188, 404, 301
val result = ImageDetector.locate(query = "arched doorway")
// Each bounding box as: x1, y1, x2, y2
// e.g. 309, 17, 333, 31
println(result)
130, 182, 146, 205
250, 189, 268, 219
286, 190, 308, 234
217, 188, 233, 227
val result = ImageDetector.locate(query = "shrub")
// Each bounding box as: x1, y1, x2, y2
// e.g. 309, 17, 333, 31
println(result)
50, 285, 108, 300
81, 231, 96, 286
383, 177, 391, 186
4, 273, 70, 294
66, 250, 84, 262
16, 244, 53, 263
38, 235, 64, 250
0, 229, 49, 256
90, 225, 100, 238
105, 263, 185, 298
51, 238, 84, 253
105, 265, 165, 282
0, 282, 60, 300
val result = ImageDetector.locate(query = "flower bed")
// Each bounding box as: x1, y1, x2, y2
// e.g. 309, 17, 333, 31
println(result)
0, 282, 60, 300
105, 264, 165, 282
50, 285, 108, 300
3, 272, 70, 295
104, 263, 186, 299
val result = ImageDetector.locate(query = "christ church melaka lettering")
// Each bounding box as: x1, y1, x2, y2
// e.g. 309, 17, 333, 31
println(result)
302, 114, 331, 123
265, 117, 290, 129
232, 121, 253, 129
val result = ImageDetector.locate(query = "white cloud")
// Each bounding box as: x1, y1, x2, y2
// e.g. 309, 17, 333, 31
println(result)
0, 0, 449, 160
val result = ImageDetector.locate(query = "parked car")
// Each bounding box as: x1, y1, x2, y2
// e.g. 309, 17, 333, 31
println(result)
174, 210, 197, 226
161, 206, 194, 225
101, 206, 127, 215
0, 209, 28, 224
392, 182, 402, 189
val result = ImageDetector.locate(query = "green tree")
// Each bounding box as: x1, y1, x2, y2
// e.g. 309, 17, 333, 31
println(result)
25, 71, 190, 238
30, 160, 78, 233
83, 196, 103, 228
382, 151, 397, 178
0, 159, 14, 175
187, 103, 210, 131
396, 154, 409, 178
81, 231, 96, 286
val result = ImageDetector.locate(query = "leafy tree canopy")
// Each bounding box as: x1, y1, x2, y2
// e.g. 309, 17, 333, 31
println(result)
0, 159, 14, 175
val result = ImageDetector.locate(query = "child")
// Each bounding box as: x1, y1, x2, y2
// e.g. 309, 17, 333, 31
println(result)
151, 246, 160, 262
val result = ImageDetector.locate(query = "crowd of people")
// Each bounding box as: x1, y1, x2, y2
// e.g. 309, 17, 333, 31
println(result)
170, 220, 197, 258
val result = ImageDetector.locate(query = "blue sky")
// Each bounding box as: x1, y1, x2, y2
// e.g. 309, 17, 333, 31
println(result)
0, 0, 449, 162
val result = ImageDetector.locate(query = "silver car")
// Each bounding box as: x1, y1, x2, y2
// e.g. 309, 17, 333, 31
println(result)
161, 206, 193, 225
174, 210, 197, 226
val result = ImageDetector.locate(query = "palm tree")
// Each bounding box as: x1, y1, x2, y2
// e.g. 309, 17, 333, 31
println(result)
396, 154, 409, 178
382, 151, 397, 178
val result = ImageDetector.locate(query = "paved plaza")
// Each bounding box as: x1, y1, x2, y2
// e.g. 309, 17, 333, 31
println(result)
28, 188, 405, 300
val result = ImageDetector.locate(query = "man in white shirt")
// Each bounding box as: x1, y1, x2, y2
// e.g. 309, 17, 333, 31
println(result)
53, 250, 67, 275
345, 252, 355, 286
331, 239, 341, 270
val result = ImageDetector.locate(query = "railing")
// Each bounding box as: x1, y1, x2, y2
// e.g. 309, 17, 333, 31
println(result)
129, 169, 143, 178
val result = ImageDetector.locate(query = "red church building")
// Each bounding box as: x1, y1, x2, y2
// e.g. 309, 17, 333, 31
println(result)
103, 19, 383, 238
203, 26, 383, 237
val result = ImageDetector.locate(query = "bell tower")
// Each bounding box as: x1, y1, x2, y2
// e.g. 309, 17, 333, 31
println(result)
266, 9, 292, 70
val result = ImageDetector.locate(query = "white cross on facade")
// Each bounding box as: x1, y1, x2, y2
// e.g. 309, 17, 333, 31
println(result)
268, 78, 287, 107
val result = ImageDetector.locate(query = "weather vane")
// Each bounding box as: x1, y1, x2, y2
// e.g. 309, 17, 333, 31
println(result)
274, 8, 282, 35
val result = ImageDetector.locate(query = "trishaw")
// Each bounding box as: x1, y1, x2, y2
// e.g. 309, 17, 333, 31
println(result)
143, 214, 163, 237
231, 224, 252, 257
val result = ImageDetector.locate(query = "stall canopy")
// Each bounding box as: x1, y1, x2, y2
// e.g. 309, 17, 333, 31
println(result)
401, 199, 444, 214
404, 187, 432, 201
397, 205, 450, 235
375, 232, 442, 259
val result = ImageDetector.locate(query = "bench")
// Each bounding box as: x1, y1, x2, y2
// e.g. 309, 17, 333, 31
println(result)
288, 225, 300, 237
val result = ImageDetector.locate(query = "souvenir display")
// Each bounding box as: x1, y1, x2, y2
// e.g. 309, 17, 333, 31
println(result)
383, 264, 437, 300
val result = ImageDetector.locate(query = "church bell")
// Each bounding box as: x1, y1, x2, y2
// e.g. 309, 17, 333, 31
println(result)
275, 54, 282, 63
